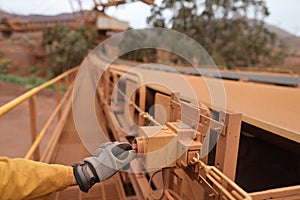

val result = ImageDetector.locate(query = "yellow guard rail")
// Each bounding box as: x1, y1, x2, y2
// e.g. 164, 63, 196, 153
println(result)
0, 67, 78, 161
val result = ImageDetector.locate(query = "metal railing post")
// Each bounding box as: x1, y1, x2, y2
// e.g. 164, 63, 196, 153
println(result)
65, 75, 70, 89
56, 80, 62, 119
29, 95, 39, 160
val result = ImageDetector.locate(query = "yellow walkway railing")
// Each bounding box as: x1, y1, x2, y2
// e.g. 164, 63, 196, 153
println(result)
0, 67, 78, 161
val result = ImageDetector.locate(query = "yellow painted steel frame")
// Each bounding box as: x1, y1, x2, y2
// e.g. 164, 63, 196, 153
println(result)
0, 67, 78, 161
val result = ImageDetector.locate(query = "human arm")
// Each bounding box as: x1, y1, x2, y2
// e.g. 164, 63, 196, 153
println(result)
0, 157, 73, 200
0, 142, 135, 199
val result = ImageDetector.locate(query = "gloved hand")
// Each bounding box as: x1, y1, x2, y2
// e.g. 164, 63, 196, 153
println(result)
73, 142, 136, 192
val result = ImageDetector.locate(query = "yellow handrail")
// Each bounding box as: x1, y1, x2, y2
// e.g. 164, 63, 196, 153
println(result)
0, 67, 78, 161
0, 67, 78, 116
24, 85, 73, 159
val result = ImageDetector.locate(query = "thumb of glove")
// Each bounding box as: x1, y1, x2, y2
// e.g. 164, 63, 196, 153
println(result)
119, 150, 136, 170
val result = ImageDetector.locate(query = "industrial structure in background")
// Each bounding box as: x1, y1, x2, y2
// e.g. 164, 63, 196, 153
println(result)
0, 0, 154, 38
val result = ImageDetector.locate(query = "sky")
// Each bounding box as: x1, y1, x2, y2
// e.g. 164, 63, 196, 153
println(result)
0, 0, 299, 36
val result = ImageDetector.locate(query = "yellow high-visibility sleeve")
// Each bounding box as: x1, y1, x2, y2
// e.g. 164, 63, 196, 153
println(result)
0, 157, 74, 200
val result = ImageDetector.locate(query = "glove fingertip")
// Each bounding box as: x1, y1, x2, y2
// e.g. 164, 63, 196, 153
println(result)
127, 150, 137, 161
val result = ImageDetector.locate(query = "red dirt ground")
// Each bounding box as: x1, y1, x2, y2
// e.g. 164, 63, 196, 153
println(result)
0, 82, 57, 158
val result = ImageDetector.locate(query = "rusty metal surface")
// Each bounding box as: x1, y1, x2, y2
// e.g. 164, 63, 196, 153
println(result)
135, 65, 300, 87
112, 64, 300, 142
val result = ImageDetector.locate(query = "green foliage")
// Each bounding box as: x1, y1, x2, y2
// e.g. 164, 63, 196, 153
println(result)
119, 28, 194, 66
0, 59, 11, 74
0, 74, 47, 88
147, 0, 286, 68
29, 66, 37, 74
43, 25, 98, 78
18, 35, 38, 49
121, 49, 157, 63
0, 74, 66, 91
119, 30, 157, 62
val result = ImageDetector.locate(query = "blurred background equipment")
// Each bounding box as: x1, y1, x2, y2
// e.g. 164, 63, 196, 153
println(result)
0, 0, 154, 38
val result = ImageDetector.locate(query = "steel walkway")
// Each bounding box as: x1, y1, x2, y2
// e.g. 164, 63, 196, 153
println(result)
50, 111, 127, 200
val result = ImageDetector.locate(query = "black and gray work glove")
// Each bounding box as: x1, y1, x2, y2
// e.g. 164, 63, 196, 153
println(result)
73, 142, 136, 192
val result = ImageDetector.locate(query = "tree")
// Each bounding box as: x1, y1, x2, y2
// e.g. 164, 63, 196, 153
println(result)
147, 0, 285, 68
119, 29, 158, 63
42, 25, 98, 78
